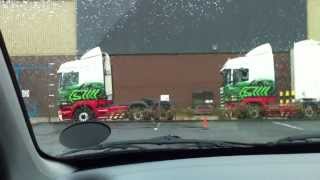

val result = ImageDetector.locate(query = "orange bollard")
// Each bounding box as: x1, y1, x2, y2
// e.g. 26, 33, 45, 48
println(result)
202, 116, 209, 129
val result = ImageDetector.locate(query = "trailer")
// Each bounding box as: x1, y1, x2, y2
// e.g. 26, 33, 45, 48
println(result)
220, 40, 320, 119
57, 47, 174, 122
290, 40, 320, 118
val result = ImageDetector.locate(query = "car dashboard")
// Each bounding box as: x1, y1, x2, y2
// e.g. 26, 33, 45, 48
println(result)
58, 153, 320, 180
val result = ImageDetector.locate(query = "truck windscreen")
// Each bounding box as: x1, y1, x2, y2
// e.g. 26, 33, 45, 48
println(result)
222, 69, 232, 86
60, 72, 79, 89
233, 69, 249, 84
58, 73, 62, 89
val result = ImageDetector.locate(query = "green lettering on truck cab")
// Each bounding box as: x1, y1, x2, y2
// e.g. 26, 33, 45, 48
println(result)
58, 82, 105, 105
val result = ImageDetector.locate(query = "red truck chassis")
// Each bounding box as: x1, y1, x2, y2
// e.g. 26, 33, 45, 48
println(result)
58, 99, 129, 121
224, 96, 301, 118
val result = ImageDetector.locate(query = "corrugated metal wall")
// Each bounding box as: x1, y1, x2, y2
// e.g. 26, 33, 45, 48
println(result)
0, 0, 76, 56
11, 56, 75, 117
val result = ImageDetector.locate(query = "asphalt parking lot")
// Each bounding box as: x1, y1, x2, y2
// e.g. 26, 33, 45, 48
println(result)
32, 119, 320, 156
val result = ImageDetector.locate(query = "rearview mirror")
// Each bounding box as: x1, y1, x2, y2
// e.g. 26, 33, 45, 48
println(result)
59, 122, 111, 149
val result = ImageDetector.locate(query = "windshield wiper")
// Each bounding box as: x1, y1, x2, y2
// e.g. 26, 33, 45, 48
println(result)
59, 135, 258, 157
271, 133, 320, 145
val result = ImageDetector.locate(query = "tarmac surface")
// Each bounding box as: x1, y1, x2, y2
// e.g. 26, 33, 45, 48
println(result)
31, 118, 320, 156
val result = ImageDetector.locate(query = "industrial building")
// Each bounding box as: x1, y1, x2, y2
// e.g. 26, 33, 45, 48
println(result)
0, 0, 319, 117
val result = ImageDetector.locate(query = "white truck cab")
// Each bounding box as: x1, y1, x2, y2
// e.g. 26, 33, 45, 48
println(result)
57, 47, 113, 100
221, 43, 275, 85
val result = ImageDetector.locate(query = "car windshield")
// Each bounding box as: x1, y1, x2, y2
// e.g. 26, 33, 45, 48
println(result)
1, 0, 320, 157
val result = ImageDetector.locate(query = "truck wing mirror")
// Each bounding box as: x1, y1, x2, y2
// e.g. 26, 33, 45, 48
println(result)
240, 69, 249, 81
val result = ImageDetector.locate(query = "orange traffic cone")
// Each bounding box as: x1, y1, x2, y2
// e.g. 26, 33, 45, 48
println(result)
202, 116, 208, 129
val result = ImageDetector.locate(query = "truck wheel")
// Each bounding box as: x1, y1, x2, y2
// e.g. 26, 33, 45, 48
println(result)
129, 107, 146, 121
247, 104, 261, 119
304, 105, 316, 119
74, 107, 94, 122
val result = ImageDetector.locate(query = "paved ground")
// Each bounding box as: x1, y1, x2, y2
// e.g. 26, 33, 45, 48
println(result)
32, 119, 320, 156
29, 115, 219, 124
